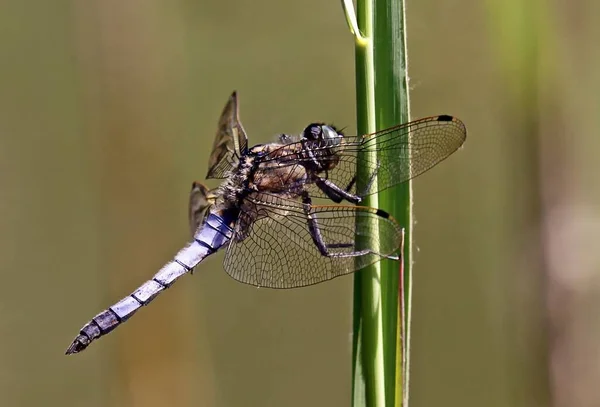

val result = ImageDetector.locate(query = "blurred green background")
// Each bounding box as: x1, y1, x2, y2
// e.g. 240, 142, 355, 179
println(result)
1, 0, 598, 406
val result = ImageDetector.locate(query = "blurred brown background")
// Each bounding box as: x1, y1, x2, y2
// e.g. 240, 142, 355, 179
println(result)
1, 0, 598, 406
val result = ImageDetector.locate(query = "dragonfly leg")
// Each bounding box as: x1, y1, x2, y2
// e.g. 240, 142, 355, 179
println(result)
344, 176, 357, 194
363, 162, 381, 195
278, 133, 293, 143
343, 162, 381, 197
301, 192, 395, 259
315, 177, 362, 204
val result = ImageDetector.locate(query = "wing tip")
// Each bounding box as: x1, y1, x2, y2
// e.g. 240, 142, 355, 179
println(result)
436, 115, 467, 145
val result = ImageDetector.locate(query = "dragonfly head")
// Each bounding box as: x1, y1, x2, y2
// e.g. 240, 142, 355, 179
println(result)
301, 123, 343, 172
302, 123, 343, 146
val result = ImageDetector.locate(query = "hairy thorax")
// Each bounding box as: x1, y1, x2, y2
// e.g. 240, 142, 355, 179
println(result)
215, 143, 309, 213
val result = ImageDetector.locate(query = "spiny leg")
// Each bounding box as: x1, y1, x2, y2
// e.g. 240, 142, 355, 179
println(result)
301, 191, 375, 258
343, 161, 381, 198
363, 161, 381, 195
315, 177, 362, 204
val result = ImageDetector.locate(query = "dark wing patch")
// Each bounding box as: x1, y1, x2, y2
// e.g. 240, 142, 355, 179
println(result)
188, 182, 217, 236
206, 91, 249, 179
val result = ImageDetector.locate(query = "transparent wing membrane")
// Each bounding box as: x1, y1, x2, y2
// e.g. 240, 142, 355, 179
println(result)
223, 194, 403, 288
258, 115, 466, 199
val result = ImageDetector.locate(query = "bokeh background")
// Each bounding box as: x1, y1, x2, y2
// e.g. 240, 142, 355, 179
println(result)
1, 0, 598, 406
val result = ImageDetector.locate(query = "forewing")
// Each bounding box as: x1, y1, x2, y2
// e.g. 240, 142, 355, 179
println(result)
206, 91, 249, 179
257, 115, 466, 199
223, 194, 403, 288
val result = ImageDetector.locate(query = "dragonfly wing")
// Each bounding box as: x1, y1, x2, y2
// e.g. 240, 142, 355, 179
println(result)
206, 91, 249, 179
348, 115, 466, 197
257, 115, 466, 199
188, 182, 218, 236
222, 193, 403, 288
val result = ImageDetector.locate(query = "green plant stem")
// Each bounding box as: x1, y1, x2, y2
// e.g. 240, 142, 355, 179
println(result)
348, 0, 411, 406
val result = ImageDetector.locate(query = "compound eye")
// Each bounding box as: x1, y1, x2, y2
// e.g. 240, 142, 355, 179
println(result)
321, 125, 342, 145
303, 123, 323, 140
321, 126, 338, 139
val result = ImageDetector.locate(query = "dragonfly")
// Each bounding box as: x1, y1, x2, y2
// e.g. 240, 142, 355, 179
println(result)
66, 91, 466, 354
